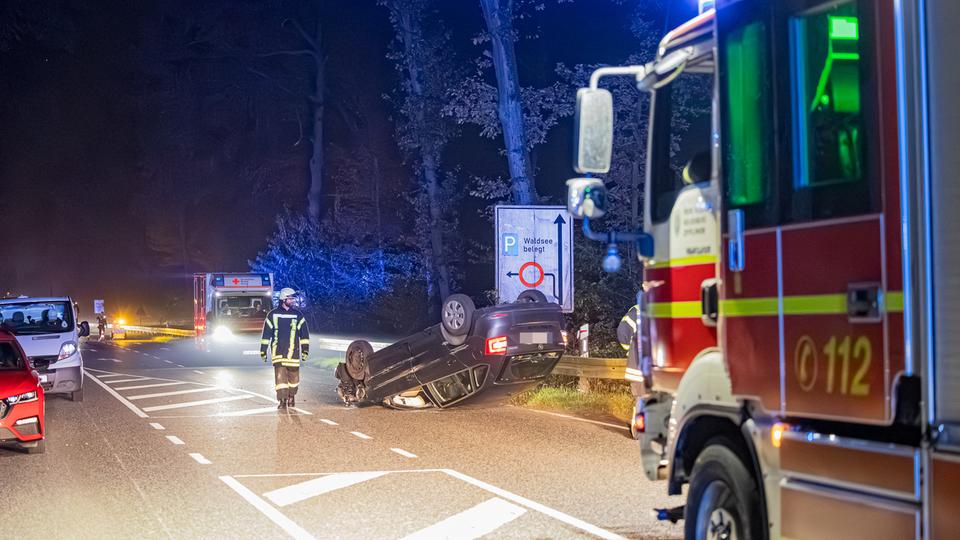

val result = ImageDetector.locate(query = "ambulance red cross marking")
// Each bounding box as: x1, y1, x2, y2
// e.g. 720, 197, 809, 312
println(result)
233, 278, 240, 285
518, 261, 545, 288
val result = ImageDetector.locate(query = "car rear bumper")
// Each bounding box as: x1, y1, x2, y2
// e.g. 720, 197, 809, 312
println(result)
0, 397, 44, 444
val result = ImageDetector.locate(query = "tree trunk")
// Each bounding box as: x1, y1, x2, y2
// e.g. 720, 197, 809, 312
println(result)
307, 16, 325, 222
480, 0, 537, 205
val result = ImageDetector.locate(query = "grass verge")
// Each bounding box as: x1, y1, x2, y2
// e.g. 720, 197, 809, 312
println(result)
513, 375, 635, 423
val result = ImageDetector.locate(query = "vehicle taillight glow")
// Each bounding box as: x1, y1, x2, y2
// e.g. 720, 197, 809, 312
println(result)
485, 336, 508, 355
633, 412, 646, 433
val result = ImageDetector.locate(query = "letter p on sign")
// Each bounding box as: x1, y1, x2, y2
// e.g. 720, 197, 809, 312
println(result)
502, 233, 518, 256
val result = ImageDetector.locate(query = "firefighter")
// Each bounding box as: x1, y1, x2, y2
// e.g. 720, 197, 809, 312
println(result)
618, 286, 653, 395
260, 288, 310, 409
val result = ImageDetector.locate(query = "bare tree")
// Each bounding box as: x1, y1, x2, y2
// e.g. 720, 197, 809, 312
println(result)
380, 0, 461, 307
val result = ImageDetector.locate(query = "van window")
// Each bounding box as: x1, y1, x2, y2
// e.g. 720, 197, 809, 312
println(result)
0, 301, 75, 335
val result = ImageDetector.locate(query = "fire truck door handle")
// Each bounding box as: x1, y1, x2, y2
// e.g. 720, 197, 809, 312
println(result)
727, 209, 745, 272
847, 283, 882, 322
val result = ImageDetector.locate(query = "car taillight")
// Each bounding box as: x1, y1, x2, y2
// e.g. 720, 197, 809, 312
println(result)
485, 336, 508, 355
633, 412, 646, 433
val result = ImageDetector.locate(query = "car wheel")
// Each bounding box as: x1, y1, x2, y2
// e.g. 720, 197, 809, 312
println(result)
517, 289, 548, 303
440, 325, 467, 347
70, 387, 83, 402
441, 294, 475, 337
684, 439, 763, 540
24, 440, 46, 454
345, 340, 373, 381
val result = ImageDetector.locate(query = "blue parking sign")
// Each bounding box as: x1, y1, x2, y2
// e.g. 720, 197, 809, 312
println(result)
502, 233, 519, 256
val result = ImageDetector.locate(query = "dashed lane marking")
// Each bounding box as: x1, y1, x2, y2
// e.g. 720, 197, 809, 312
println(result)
141, 394, 255, 412
164, 360, 174, 364
82, 370, 149, 418
264, 472, 389, 507
390, 448, 418, 459
217, 406, 289, 417
127, 386, 224, 401
319, 419, 338, 426
399, 497, 526, 540
189, 453, 212, 465
166, 435, 185, 445
149, 423, 165, 430
242, 350, 260, 356
176, 364, 185, 367
350, 431, 372, 440
193, 370, 204, 374
114, 381, 194, 391
219, 476, 316, 540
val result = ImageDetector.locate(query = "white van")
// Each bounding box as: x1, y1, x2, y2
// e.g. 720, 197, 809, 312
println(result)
0, 297, 90, 401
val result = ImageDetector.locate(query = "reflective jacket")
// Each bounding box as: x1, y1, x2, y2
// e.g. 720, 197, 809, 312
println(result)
260, 307, 310, 367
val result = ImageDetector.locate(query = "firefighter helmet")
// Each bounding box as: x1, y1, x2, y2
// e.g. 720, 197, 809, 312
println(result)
279, 288, 296, 300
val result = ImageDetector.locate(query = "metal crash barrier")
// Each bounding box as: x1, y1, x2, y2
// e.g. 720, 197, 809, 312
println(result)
553, 356, 627, 379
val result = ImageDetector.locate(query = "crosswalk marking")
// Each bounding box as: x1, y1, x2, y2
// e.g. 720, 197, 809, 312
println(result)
127, 386, 224, 401
114, 381, 192, 391
399, 497, 527, 540
166, 435, 185, 445
149, 423, 165, 430
189, 453, 212, 465
96, 374, 128, 379
216, 406, 286, 417
105, 378, 153, 384
142, 395, 254, 412
263, 472, 389, 507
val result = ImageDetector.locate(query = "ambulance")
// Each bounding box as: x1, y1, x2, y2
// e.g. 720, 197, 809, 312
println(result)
567, 0, 960, 537
193, 273, 274, 339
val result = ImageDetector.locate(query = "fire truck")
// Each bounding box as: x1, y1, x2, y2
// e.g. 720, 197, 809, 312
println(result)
193, 273, 274, 339
567, 0, 959, 538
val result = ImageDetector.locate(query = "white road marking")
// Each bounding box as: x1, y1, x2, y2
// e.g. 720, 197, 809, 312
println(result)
193, 370, 204, 374
226, 388, 313, 416
441, 469, 626, 540
216, 406, 286, 417
189, 453, 212, 465
263, 472, 388, 507
219, 476, 316, 540
111, 359, 123, 363
350, 431, 372, 440
142, 395, 254, 412
390, 448, 418, 458
149, 423, 165, 430
166, 435, 185, 445
96, 374, 127, 379
114, 381, 192, 391
127, 386, 224, 401
159, 347, 171, 351
105, 378, 153, 384
399, 497, 526, 540
319, 419, 338, 426
242, 350, 260, 356
82, 371, 149, 418
164, 360, 174, 364
176, 364, 185, 367
521, 407, 630, 431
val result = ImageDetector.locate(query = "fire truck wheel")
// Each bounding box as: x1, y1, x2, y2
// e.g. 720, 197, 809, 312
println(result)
684, 440, 763, 540
345, 340, 373, 381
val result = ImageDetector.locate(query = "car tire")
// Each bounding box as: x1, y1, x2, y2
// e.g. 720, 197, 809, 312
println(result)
441, 294, 475, 337
70, 387, 83, 402
24, 440, 46, 454
517, 289, 548, 303
440, 325, 467, 347
684, 438, 764, 540
345, 340, 373, 381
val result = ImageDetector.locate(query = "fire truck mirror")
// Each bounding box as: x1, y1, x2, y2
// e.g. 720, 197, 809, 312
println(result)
573, 88, 613, 174
566, 178, 607, 219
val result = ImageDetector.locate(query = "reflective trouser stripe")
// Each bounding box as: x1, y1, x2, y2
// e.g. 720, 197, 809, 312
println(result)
288, 319, 297, 359
260, 339, 270, 345
299, 339, 310, 345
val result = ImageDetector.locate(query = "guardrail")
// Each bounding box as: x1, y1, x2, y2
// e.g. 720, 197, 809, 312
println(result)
121, 325, 196, 338
553, 356, 627, 379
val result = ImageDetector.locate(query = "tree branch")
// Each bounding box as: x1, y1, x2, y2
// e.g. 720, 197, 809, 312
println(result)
282, 18, 318, 50
257, 49, 318, 59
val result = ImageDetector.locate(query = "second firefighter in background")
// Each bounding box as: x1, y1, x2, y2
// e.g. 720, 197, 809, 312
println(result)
260, 288, 310, 408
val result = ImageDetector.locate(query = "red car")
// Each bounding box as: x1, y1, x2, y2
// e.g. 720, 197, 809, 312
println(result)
0, 328, 45, 453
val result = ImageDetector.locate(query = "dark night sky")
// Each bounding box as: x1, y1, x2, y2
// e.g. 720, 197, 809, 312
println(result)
0, 0, 693, 324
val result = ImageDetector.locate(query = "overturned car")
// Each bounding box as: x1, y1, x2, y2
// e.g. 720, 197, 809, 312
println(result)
335, 291, 567, 409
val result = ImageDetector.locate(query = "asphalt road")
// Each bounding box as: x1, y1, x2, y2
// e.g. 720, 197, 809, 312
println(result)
2, 335, 683, 539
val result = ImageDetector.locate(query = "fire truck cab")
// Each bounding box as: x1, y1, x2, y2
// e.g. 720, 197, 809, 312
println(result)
193, 273, 274, 339
569, 0, 960, 538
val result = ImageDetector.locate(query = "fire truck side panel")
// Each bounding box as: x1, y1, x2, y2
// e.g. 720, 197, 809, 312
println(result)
721, 230, 782, 413
780, 217, 890, 423
780, 481, 919, 540
931, 456, 960, 539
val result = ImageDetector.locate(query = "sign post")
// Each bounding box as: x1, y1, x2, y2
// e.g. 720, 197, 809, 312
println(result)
495, 205, 574, 312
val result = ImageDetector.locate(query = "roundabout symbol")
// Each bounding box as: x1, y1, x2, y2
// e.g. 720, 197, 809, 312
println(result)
518, 261, 545, 288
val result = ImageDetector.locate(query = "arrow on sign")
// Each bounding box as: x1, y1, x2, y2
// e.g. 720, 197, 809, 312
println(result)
554, 214, 566, 304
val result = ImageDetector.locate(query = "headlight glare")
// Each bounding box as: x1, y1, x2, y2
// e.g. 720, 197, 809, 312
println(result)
58, 341, 78, 360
